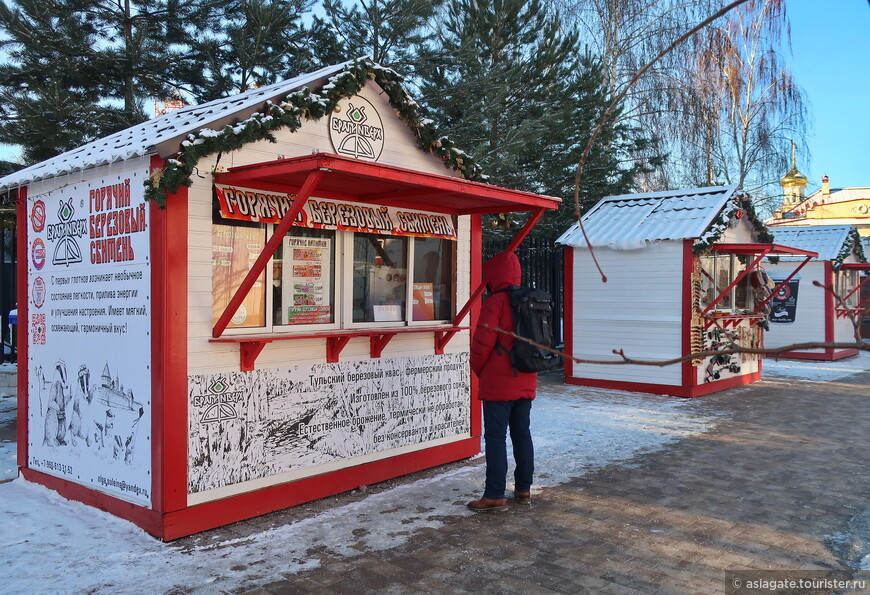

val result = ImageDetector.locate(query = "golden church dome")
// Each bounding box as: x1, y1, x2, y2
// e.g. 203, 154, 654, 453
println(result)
780, 140, 808, 188
781, 166, 808, 188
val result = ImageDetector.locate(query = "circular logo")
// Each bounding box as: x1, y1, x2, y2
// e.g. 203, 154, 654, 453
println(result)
329, 96, 385, 161
231, 304, 248, 326
32, 276, 46, 308
31, 238, 46, 270
775, 285, 791, 300
31, 200, 46, 232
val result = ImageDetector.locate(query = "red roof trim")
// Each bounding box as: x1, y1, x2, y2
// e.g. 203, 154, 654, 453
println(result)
214, 153, 561, 215
711, 243, 819, 258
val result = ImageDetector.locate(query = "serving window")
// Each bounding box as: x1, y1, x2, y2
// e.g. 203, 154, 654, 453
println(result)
700, 254, 753, 311
211, 186, 458, 334
835, 269, 860, 307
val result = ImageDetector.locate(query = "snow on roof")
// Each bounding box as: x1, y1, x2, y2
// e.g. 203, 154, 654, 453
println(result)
555, 185, 738, 250
767, 225, 856, 261
0, 60, 357, 190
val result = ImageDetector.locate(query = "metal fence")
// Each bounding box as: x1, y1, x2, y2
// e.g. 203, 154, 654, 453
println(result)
1, 210, 16, 363
482, 237, 564, 346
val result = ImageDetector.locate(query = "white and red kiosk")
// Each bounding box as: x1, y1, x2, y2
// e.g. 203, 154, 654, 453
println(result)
3, 60, 559, 539
556, 186, 816, 398
764, 225, 868, 360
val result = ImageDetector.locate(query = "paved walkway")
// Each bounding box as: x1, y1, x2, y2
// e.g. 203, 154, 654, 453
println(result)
169, 369, 870, 594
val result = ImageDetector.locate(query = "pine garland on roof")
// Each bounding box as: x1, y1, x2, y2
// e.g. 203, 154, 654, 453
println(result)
832, 227, 866, 271
693, 192, 773, 254
144, 59, 484, 207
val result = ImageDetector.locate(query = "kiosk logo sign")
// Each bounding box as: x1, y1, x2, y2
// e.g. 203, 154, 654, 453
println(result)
193, 378, 246, 424
47, 199, 87, 267
329, 96, 384, 161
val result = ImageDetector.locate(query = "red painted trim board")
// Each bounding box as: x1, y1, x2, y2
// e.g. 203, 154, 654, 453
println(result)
681, 240, 697, 388
565, 371, 761, 398
562, 246, 574, 379
469, 214, 482, 438
824, 262, 835, 351
149, 155, 189, 515
162, 436, 480, 540
772, 349, 859, 362
16, 186, 28, 469
21, 467, 163, 535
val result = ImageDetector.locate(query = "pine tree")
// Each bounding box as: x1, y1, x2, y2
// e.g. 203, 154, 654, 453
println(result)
0, 0, 229, 164
318, 0, 444, 75
417, 0, 657, 238
183, 0, 315, 102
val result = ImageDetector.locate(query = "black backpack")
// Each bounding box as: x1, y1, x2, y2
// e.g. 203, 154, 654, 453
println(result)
494, 285, 560, 374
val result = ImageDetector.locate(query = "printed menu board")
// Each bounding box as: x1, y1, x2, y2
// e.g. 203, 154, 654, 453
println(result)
281, 237, 332, 325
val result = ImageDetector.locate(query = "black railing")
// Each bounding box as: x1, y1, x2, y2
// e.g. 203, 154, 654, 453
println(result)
482, 237, 564, 346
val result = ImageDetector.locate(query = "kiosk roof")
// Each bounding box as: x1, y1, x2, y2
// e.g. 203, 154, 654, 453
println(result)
556, 185, 738, 249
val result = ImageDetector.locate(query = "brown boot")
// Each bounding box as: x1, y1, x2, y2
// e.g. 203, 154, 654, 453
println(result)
513, 491, 532, 505
467, 497, 507, 512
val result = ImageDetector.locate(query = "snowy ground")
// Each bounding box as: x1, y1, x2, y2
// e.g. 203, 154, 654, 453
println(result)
0, 352, 867, 594
762, 350, 870, 382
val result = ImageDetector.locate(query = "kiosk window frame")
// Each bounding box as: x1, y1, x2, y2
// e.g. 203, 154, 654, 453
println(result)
212, 219, 456, 335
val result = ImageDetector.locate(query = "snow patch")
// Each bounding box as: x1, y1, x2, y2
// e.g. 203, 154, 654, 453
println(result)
762, 350, 870, 382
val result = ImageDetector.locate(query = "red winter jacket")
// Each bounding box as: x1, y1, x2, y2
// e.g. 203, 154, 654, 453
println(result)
470, 251, 537, 401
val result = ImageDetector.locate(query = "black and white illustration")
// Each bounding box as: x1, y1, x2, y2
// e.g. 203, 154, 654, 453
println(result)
188, 353, 470, 495
34, 362, 145, 462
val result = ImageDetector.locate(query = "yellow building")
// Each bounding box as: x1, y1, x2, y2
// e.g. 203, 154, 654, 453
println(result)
769, 148, 870, 236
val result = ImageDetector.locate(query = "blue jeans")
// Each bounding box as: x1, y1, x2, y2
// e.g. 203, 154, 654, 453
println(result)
482, 399, 534, 499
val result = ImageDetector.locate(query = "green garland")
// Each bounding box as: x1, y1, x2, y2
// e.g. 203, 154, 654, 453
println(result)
832, 227, 866, 271
144, 59, 484, 207
693, 192, 774, 255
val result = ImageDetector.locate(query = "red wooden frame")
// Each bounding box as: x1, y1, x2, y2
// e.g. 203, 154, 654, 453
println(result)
16, 185, 28, 469
211, 325, 469, 370
215, 153, 560, 215
562, 246, 574, 380
565, 371, 761, 399
150, 154, 189, 515
680, 240, 696, 390
703, 243, 817, 328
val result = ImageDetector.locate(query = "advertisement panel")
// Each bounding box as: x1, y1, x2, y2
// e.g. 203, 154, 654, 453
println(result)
214, 184, 457, 240
212, 223, 266, 329
187, 353, 470, 497
769, 276, 801, 324
26, 167, 152, 506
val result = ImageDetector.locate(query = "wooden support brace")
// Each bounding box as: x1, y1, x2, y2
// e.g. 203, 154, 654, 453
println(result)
370, 333, 396, 359
326, 336, 351, 362
240, 342, 268, 371
434, 330, 459, 354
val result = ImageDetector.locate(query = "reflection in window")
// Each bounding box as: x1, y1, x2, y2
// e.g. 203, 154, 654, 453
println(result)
212, 222, 266, 329
353, 234, 408, 322
412, 237, 454, 321
700, 254, 747, 311
273, 229, 335, 326
837, 270, 859, 307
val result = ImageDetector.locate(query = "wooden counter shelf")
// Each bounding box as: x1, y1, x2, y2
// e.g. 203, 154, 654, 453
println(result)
211, 325, 469, 370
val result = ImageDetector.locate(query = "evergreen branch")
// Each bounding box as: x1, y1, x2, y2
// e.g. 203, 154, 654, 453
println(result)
143, 59, 484, 207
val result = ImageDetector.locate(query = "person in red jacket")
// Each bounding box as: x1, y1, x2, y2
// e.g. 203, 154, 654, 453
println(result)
467, 251, 536, 511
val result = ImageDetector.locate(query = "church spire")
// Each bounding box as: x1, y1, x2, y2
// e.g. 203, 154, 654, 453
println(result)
780, 140, 808, 208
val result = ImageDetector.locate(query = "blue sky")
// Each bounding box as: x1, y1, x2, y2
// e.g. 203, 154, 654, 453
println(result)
786, 0, 870, 191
